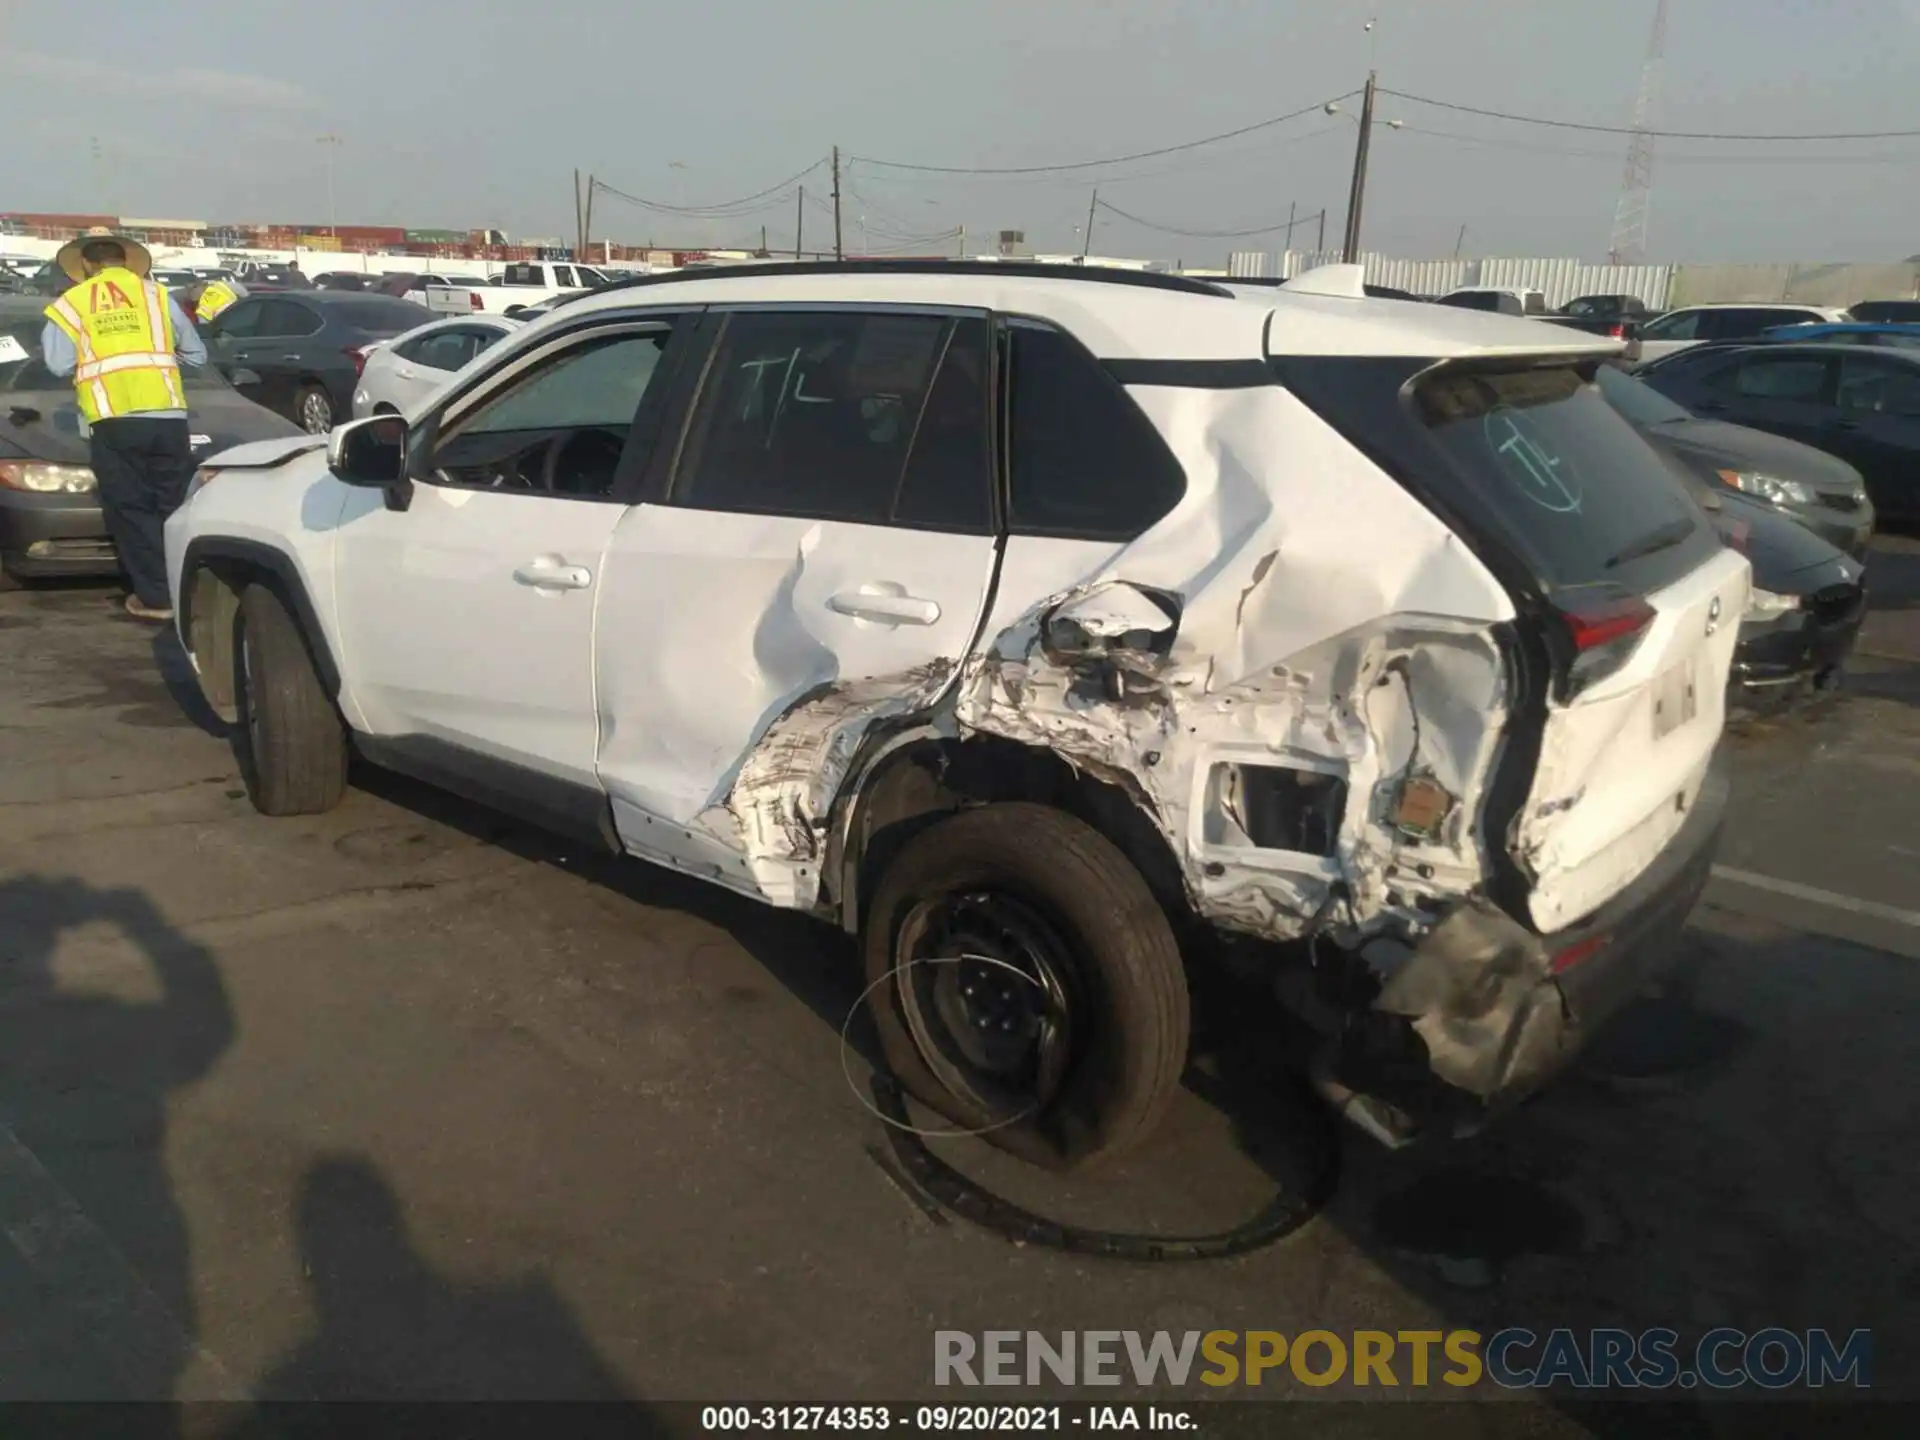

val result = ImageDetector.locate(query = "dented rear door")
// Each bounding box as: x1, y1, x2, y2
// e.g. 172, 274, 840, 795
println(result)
592, 306, 1000, 902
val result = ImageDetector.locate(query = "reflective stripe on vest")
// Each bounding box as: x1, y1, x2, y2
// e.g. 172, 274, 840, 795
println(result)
44, 269, 183, 422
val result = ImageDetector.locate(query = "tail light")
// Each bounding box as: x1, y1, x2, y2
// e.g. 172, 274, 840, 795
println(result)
1554, 589, 1657, 698
469, 291, 484, 311
1608, 322, 1627, 339
344, 345, 371, 377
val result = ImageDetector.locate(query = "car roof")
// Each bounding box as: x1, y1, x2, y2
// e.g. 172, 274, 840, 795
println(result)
1661, 340, 1920, 363
1767, 320, 1920, 333
1669, 301, 1847, 313
554, 263, 1612, 362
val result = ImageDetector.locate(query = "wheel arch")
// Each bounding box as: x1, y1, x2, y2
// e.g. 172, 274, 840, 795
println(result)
825, 730, 1195, 940
179, 536, 342, 722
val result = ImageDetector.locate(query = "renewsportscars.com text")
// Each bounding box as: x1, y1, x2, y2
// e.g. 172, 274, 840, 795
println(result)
934, 1327, 1872, 1391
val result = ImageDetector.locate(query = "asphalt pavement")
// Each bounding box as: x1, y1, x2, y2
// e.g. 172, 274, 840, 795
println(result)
1, 538, 1916, 1434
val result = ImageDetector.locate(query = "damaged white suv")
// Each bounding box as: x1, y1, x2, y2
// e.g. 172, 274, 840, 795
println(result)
166, 261, 1748, 1166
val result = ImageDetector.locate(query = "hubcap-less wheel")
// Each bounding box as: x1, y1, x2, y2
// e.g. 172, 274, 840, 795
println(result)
894, 891, 1078, 1128
299, 389, 333, 434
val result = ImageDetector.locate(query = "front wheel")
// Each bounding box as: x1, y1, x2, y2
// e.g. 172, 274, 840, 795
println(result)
234, 583, 348, 816
862, 803, 1191, 1170
295, 382, 335, 435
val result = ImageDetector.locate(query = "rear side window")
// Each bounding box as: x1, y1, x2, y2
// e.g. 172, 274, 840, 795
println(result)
674, 309, 992, 530
1006, 321, 1185, 540
1851, 300, 1920, 324
1642, 310, 1701, 341
1733, 355, 1829, 401
1837, 354, 1920, 416
1272, 356, 1716, 597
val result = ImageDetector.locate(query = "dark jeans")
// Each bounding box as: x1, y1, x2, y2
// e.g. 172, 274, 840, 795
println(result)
91, 416, 193, 607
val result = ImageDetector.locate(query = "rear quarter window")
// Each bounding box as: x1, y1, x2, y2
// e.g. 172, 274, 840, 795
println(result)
1271, 356, 1718, 598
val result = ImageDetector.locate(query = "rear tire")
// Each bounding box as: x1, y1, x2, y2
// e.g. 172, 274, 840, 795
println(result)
234, 582, 347, 816
0, 567, 22, 593
295, 382, 335, 435
862, 803, 1190, 1170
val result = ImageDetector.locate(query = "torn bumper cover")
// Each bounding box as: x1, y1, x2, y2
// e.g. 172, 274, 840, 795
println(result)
1317, 761, 1727, 1143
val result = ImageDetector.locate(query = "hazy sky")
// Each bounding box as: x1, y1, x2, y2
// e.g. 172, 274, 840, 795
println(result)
4, 0, 1919, 264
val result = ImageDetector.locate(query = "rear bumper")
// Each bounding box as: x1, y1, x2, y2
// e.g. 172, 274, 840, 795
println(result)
1315, 762, 1727, 1144
0, 489, 118, 578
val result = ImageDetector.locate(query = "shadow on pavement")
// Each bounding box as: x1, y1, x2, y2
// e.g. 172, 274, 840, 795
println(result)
0, 876, 235, 1418
216, 1156, 649, 1432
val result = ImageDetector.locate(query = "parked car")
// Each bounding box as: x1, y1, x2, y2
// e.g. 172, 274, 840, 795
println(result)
468, 260, 611, 315
351, 314, 523, 418
1636, 341, 1919, 526
1634, 303, 1850, 365
372, 272, 493, 316
233, 263, 312, 292
198, 291, 435, 434
1563, 294, 1651, 323
151, 268, 202, 290
1847, 299, 1920, 324
1594, 361, 1873, 556
312, 272, 374, 291
0, 296, 303, 590
1758, 321, 1920, 351
165, 259, 1748, 1163
1434, 286, 1548, 316
1595, 367, 1866, 704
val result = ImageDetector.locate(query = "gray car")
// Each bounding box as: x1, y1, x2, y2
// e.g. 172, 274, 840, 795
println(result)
0, 297, 302, 589
1594, 363, 1874, 557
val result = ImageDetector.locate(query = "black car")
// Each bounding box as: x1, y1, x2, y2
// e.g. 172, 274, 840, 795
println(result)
1637, 341, 1918, 526
233, 263, 312, 292
1598, 365, 1867, 707
1563, 293, 1651, 322
0, 297, 303, 589
1848, 299, 1920, 324
1595, 362, 1873, 555
312, 271, 374, 291
198, 291, 434, 434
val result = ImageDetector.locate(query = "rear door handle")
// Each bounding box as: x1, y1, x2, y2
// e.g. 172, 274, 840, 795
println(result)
828, 589, 941, 626
513, 556, 593, 591
1828, 417, 1861, 431
280, 353, 302, 362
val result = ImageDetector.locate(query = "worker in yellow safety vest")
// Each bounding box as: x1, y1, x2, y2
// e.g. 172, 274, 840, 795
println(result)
193, 276, 244, 324
41, 227, 208, 621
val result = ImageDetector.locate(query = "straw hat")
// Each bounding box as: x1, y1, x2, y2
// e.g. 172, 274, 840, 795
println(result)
54, 226, 154, 283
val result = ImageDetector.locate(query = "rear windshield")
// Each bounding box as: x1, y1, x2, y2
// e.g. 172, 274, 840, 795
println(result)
1271, 355, 1717, 597
331, 297, 436, 333
1849, 300, 1920, 324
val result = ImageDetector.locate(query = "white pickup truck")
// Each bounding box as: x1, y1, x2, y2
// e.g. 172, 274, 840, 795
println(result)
468, 260, 613, 316
392, 272, 494, 316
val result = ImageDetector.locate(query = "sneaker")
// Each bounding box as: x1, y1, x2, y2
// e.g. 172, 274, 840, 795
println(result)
125, 595, 173, 621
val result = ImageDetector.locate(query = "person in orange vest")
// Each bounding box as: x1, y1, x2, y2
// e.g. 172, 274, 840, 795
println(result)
41, 227, 207, 620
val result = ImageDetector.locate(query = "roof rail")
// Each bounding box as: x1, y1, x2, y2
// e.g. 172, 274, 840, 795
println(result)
555, 257, 1235, 311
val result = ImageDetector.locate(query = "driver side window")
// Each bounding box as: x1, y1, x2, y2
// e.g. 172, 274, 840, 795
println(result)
425, 324, 675, 499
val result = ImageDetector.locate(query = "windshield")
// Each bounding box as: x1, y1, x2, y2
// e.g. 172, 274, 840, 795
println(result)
1, 317, 232, 393
574, 266, 609, 286
1595, 363, 1693, 427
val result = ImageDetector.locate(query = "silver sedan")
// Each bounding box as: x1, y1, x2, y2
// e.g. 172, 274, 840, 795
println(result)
351, 314, 523, 418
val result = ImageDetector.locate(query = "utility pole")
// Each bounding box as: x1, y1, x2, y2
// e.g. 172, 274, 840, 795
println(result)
582, 175, 595, 262
1081, 187, 1098, 260
958, 223, 966, 259
1340, 71, 1376, 263
831, 146, 844, 261
760, 223, 768, 256
796, 186, 805, 257
1453, 223, 1467, 259
1317, 208, 1326, 252
1283, 200, 1297, 254
318, 134, 343, 236
573, 170, 582, 259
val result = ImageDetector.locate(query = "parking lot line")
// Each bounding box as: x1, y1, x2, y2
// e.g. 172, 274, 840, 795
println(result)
1710, 864, 1920, 930
0, 1125, 247, 1401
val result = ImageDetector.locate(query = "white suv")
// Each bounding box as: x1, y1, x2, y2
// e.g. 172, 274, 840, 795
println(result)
165, 262, 1749, 1164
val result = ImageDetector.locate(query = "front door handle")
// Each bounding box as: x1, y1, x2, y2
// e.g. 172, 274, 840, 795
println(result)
828, 589, 941, 626
1827, 417, 1861, 432
280, 353, 302, 362
513, 556, 592, 591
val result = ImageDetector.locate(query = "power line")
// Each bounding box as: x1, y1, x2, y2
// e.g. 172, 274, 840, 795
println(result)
850, 94, 1357, 174
1393, 120, 1920, 166
1093, 197, 1323, 239
1382, 87, 1920, 141
591, 159, 826, 217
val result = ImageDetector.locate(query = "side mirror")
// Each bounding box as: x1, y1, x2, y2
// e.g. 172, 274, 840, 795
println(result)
328, 414, 413, 511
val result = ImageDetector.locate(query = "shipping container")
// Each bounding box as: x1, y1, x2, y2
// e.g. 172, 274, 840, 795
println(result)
297, 234, 343, 251
405, 228, 467, 244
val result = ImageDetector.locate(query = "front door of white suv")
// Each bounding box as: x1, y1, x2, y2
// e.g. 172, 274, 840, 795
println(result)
592, 307, 999, 899
332, 316, 689, 791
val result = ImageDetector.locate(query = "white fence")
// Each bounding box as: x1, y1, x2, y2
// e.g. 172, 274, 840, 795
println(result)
1232, 249, 1674, 310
